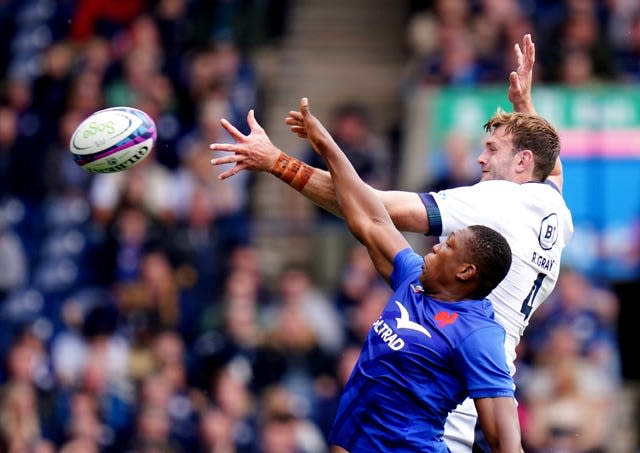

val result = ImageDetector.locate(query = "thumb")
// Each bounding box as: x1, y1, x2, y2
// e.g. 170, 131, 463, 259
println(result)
509, 72, 520, 88
300, 97, 310, 117
247, 109, 263, 131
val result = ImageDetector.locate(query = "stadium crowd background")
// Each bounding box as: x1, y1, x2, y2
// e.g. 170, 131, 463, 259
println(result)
0, 0, 638, 452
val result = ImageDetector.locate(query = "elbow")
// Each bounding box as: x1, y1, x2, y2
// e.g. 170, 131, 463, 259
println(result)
346, 217, 382, 245
345, 218, 366, 242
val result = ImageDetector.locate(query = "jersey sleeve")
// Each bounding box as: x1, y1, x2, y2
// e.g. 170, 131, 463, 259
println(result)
454, 326, 515, 399
419, 181, 516, 237
389, 248, 422, 292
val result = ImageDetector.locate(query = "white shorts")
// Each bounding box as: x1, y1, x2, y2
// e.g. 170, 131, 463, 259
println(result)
444, 398, 477, 453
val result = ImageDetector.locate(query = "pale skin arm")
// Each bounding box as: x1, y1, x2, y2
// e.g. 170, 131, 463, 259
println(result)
508, 34, 537, 115
508, 33, 563, 192
210, 110, 429, 232
210, 113, 342, 217
475, 397, 524, 453
210, 34, 555, 230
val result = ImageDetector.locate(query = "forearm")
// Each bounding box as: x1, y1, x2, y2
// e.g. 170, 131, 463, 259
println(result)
301, 169, 344, 218
476, 398, 524, 453
546, 156, 563, 192
268, 151, 344, 217
321, 146, 388, 236
268, 152, 430, 233
513, 99, 536, 115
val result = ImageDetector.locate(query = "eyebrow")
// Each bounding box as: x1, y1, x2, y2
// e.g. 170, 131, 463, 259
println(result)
446, 232, 457, 247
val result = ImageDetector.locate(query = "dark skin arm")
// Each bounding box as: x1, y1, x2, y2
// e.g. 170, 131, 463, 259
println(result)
475, 397, 524, 453
294, 97, 410, 281
300, 96, 524, 451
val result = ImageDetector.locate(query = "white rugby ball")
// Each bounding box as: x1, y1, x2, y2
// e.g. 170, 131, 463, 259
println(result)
69, 106, 156, 173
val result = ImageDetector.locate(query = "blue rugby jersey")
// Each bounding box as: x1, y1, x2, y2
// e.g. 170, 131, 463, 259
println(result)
329, 248, 514, 453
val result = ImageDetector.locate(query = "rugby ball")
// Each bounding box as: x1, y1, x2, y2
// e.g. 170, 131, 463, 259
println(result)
69, 106, 156, 173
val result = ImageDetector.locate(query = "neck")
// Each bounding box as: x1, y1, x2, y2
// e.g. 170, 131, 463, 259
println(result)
426, 287, 470, 302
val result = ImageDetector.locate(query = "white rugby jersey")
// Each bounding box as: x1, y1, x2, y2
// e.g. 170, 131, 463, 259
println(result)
419, 179, 574, 373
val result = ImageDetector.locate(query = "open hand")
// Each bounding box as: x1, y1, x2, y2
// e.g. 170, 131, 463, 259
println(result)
209, 110, 279, 180
508, 34, 536, 114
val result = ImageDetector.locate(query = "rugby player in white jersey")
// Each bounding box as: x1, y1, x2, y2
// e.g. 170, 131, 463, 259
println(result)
210, 34, 574, 452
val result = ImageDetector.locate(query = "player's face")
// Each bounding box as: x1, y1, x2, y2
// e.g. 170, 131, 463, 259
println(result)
477, 125, 520, 182
420, 229, 470, 290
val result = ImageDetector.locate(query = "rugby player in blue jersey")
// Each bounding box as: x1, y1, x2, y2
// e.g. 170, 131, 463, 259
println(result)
291, 97, 522, 453
210, 34, 572, 452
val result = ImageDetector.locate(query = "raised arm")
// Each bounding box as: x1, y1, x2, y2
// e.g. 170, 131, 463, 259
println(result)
296, 97, 410, 282
475, 397, 524, 453
508, 34, 537, 115
508, 33, 563, 191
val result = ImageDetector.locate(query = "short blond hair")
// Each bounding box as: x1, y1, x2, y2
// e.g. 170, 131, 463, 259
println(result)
484, 111, 560, 181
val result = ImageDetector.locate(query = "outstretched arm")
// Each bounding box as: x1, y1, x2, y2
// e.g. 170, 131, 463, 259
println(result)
210, 109, 343, 216
210, 109, 430, 232
296, 97, 410, 281
475, 397, 524, 453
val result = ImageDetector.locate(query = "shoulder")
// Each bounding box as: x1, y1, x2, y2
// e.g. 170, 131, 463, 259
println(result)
390, 248, 422, 290
430, 180, 520, 213
437, 180, 518, 199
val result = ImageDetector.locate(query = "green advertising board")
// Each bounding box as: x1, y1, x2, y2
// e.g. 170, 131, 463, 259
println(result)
426, 85, 640, 157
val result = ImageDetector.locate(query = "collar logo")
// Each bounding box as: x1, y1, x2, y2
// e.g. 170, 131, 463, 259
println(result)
435, 311, 458, 327
395, 301, 431, 338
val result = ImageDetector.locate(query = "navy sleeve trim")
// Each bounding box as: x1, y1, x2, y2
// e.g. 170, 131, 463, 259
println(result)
417, 192, 442, 237
544, 179, 560, 193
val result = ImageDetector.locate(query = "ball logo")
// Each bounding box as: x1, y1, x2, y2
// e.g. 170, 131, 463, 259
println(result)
91, 146, 150, 173
82, 120, 115, 138
538, 213, 558, 250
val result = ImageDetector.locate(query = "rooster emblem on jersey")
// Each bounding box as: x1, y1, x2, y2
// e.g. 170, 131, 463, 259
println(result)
435, 311, 458, 327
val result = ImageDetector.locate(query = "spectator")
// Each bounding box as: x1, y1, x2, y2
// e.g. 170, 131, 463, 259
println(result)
208, 364, 257, 452
70, 0, 148, 43
256, 385, 327, 453
306, 102, 392, 192
547, 6, 618, 83
197, 405, 246, 453
333, 244, 381, 312
276, 265, 344, 356
424, 131, 480, 192
523, 267, 620, 379
304, 102, 392, 288
520, 325, 616, 452
0, 381, 47, 451
173, 96, 252, 257
614, 11, 640, 81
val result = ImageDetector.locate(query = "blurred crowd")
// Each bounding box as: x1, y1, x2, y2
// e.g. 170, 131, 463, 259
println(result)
0, 0, 638, 452
404, 0, 640, 87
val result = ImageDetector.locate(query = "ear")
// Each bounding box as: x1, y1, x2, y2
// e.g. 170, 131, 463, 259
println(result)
456, 263, 477, 282
515, 149, 534, 175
